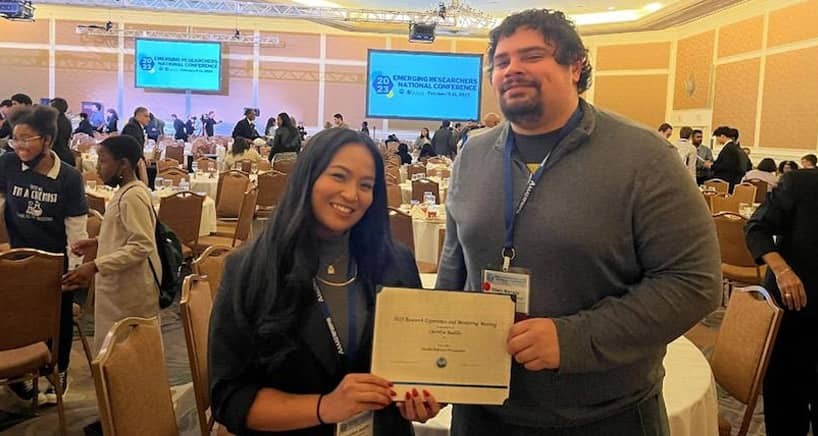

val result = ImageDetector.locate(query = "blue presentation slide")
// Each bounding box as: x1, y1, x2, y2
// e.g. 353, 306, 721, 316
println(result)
135, 39, 221, 91
366, 50, 483, 121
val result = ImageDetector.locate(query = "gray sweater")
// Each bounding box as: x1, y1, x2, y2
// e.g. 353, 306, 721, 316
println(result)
436, 99, 721, 427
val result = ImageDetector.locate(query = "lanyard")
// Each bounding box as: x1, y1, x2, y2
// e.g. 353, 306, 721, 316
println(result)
313, 278, 359, 364
501, 105, 583, 271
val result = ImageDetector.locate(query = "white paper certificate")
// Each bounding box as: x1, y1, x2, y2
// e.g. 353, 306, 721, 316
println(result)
371, 287, 514, 405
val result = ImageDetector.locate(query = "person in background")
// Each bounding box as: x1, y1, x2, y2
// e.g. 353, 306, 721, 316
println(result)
414, 128, 431, 151
0, 94, 33, 143
269, 112, 301, 160
208, 128, 439, 435
483, 112, 501, 128
224, 137, 262, 169
676, 126, 697, 179
264, 116, 277, 137
418, 141, 436, 160
74, 112, 96, 137
694, 129, 713, 184
801, 153, 817, 169
232, 108, 260, 140
742, 157, 778, 191
203, 111, 221, 137
658, 122, 673, 140
145, 113, 161, 142
171, 114, 188, 142
185, 116, 196, 137
297, 121, 307, 141
332, 113, 350, 129
396, 142, 413, 165
49, 98, 76, 167
121, 107, 151, 187
323, 121, 333, 129
361, 120, 370, 137
745, 167, 818, 436
711, 126, 746, 191
88, 103, 104, 130
431, 120, 456, 158
778, 160, 799, 176
1, 104, 88, 404
0, 99, 14, 142
102, 108, 118, 134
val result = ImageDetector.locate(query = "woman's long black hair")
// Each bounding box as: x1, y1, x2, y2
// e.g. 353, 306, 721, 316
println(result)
235, 128, 393, 325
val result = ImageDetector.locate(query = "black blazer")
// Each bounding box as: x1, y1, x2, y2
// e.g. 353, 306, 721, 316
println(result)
74, 119, 96, 137
232, 118, 260, 140
270, 127, 301, 159
121, 119, 146, 148
209, 243, 421, 436
711, 141, 745, 189
53, 114, 75, 167
746, 169, 818, 315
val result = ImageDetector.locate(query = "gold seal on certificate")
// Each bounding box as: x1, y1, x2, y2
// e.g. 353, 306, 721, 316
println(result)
371, 287, 514, 405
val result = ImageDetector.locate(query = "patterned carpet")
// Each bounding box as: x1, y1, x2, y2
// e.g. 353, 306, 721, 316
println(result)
0, 301, 807, 435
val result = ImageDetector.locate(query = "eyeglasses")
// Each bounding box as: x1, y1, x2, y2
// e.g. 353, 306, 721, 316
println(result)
8, 136, 42, 148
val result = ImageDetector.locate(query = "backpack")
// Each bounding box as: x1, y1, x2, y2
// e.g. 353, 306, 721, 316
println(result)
119, 185, 183, 308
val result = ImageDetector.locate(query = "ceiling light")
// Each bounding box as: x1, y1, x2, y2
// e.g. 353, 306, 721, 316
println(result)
607, 6, 615, 10
643, 2, 663, 12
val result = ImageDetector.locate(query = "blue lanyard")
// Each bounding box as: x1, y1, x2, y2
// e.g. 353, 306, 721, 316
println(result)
502, 105, 583, 271
313, 278, 359, 364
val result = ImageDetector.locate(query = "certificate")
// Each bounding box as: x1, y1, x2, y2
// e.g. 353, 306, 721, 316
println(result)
371, 287, 514, 405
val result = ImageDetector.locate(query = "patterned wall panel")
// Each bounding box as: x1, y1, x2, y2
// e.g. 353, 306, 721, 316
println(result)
260, 32, 320, 58
0, 20, 49, 44
712, 58, 760, 146
325, 35, 387, 61
258, 62, 320, 127
717, 16, 763, 58
759, 46, 818, 149
54, 52, 118, 115
767, 0, 818, 48
594, 74, 668, 130
595, 42, 671, 70
324, 64, 367, 130
674, 30, 715, 110
0, 49, 49, 101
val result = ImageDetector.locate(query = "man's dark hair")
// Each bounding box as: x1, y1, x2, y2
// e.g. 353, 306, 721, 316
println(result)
802, 154, 817, 166
692, 129, 703, 136
679, 126, 693, 139
133, 106, 149, 117
8, 105, 58, 146
333, 113, 343, 120
778, 160, 799, 173
93, 103, 101, 110
49, 98, 68, 114
728, 128, 739, 140
0, 99, 12, 108
100, 135, 142, 169
487, 9, 593, 93
713, 126, 731, 137
79, 112, 88, 120
244, 108, 256, 117
658, 123, 672, 133
10, 93, 32, 106
757, 158, 777, 173
441, 120, 451, 128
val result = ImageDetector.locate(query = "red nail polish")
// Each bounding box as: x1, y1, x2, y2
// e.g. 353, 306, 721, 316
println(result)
405, 392, 411, 400
423, 389, 430, 397
388, 382, 394, 387
412, 388, 419, 397
390, 390, 397, 396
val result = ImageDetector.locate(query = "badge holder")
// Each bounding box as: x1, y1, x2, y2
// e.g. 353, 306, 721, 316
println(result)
482, 248, 531, 321
335, 411, 373, 436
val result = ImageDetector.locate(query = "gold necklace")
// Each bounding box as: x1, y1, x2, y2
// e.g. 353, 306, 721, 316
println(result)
315, 262, 358, 287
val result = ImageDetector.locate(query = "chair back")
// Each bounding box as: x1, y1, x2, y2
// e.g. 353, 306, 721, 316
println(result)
158, 167, 189, 186
712, 212, 757, 268
272, 157, 295, 173
732, 183, 757, 205
407, 164, 427, 179
83, 171, 105, 186
711, 194, 741, 214
192, 245, 232, 300
0, 249, 64, 353
233, 186, 259, 246
428, 167, 451, 179
427, 157, 448, 165
711, 286, 782, 436
216, 171, 251, 219
180, 275, 214, 435
412, 178, 440, 204
234, 159, 254, 174
256, 171, 287, 210
388, 207, 414, 255
0, 211, 8, 244
85, 191, 107, 215
159, 191, 204, 248
387, 184, 403, 208
157, 158, 180, 173
385, 165, 400, 182
385, 173, 399, 186
746, 179, 769, 203
703, 178, 730, 194
165, 145, 185, 164
92, 317, 179, 436
194, 157, 217, 172
256, 159, 272, 172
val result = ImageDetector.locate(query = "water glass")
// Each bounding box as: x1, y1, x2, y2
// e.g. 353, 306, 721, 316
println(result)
86, 180, 97, 191
424, 191, 435, 205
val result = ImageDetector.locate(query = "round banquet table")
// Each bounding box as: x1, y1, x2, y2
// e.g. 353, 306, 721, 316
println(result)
189, 173, 219, 200
399, 180, 448, 205
413, 335, 719, 436
412, 217, 446, 265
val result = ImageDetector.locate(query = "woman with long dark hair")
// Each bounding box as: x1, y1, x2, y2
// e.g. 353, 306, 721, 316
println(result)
209, 128, 440, 435
224, 136, 261, 169
269, 112, 302, 160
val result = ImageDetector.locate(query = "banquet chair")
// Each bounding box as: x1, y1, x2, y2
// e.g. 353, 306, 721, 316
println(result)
256, 159, 272, 172
255, 170, 287, 219
83, 171, 105, 186
0, 249, 67, 435
711, 194, 742, 214
234, 159, 254, 174
159, 167, 190, 186
427, 157, 448, 165
428, 167, 451, 179
745, 179, 768, 203
710, 286, 782, 436
159, 191, 204, 259
73, 209, 104, 371
387, 208, 414, 256
412, 178, 441, 204
198, 186, 258, 251
732, 183, 757, 206
180, 275, 217, 435
385, 165, 400, 182
0, 214, 8, 252
165, 144, 185, 164
385, 173, 399, 186
195, 157, 217, 172
192, 245, 233, 300
703, 179, 730, 195
157, 158, 181, 173
701, 191, 719, 212
407, 164, 427, 180
91, 317, 179, 436
713, 212, 767, 303
272, 156, 296, 174
215, 171, 251, 220
387, 184, 403, 209
86, 192, 107, 215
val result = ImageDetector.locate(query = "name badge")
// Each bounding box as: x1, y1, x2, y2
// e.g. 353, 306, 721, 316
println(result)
336, 411, 373, 436
482, 268, 531, 317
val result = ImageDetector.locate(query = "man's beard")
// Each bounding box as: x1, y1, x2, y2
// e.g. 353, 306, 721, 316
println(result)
498, 78, 544, 126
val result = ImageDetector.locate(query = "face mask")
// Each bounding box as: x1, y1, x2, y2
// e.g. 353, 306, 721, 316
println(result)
22, 149, 47, 169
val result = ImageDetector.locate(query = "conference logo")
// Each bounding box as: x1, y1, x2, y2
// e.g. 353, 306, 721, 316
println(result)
138, 56, 156, 74
371, 71, 395, 99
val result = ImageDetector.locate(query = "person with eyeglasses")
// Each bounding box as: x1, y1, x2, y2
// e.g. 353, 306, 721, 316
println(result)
0, 104, 88, 404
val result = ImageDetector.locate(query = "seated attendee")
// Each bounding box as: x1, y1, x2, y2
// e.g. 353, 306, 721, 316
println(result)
224, 137, 261, 169
778, 160, 799, 176
801, 153, 817, 169
1, 104, 88, 402
102, 109, 118, 133
396, 143, 412, 165
418, 141, 436, 159
742, 157, 779, 191
74, 112, 96, 136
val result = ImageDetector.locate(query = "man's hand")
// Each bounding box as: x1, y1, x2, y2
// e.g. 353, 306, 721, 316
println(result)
506, 318, 560, 371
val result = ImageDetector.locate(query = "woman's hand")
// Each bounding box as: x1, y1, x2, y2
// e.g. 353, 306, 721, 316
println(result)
775, 267, 807, 311
319, 374, 396, 424
396, 388, 442, 423
70, 239, 98, 257
62, 262, 97, 291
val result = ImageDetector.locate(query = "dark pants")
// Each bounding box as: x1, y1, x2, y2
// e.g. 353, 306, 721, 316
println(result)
763, 310, 818, 436
57, 290, 74, 371
452, 393, 670, 436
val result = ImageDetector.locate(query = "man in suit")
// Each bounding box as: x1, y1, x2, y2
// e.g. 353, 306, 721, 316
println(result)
745, 167, 818, 436
73, 112, 96, 136
431, 120, 456, 158
172, 114, 187, 141
231, 108, 260, 140
710, 126, 746, 191
121, 107, 150, 148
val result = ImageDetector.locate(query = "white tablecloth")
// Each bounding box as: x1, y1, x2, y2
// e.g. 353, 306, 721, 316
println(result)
413, 336, 718, 436
399, 181, 448, 205
413, 218, 446, 265
189, 174, 219, 200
